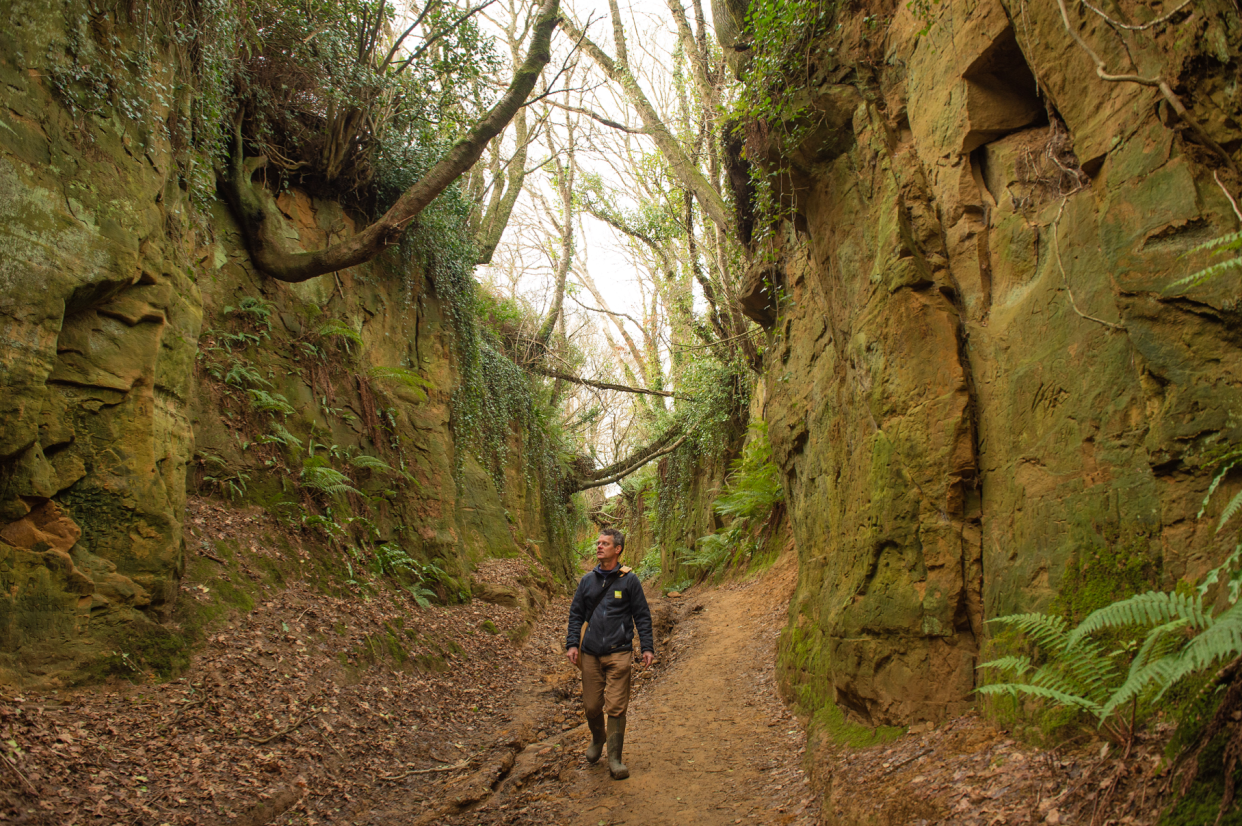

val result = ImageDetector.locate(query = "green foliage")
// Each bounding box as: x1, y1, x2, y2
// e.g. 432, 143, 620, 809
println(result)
223, 361, 270, 389
978, 547, 1242, 747
634, 547, 662, 581
732, 0, 843, 238
370, 543, 443, 608
713, 424, 784, 520
318, 319, 364, 352
1168, 230, 1242, 292
224, 297, 274, 330
258, 422, 303, 451
906, 0, 942, 36
46, 0, 500, 214
348, 453, 397, 476
1199, 439, 1242, 535
684, 422, 784, 577
300, 456, 362, 498
368, 366, 433, 402
245, 389, 296, 417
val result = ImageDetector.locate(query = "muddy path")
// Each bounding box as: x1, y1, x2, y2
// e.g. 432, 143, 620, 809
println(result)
395, 551, 822, 826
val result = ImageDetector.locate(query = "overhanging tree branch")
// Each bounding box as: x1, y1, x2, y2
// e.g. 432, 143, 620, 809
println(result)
572, 425, 687, 491
221, 0, 561, 282
527, 365, 692, 399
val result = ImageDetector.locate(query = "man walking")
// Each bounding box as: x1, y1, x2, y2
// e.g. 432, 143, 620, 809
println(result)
565, 528, 655, 780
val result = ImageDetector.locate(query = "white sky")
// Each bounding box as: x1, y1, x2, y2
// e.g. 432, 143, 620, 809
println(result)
478, 0, 714, 329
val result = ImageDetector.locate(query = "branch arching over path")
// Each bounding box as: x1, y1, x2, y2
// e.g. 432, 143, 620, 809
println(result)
571, 423, 685, 491
527, 366, 694, 400
221, 0, 561, 283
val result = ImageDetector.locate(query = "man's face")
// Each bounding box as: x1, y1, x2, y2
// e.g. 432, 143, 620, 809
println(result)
596, 534, 622, 568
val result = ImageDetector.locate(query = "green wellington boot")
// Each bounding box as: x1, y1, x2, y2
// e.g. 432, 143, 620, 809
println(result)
585, 714, 606, 764
606, 714, 629, 780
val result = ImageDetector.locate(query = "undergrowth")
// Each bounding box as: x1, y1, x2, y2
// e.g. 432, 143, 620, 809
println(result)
683, 421, 785, 578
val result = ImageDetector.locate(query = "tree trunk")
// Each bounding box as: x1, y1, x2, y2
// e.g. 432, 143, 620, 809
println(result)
560, 11, 732, 235
221, 0, 560, 283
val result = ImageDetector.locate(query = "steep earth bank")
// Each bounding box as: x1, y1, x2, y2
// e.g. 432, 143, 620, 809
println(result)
0, 0, 566, 686
730, 0, 1242, 727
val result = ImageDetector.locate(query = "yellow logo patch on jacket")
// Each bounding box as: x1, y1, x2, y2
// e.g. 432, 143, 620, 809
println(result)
614, 590, 623, 598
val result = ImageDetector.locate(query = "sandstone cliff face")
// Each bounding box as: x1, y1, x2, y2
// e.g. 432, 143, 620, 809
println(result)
754, 0, 1242, 725
0, 0, 560, 685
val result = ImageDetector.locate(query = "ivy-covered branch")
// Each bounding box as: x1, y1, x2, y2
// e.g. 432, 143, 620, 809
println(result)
221, 0, 561, 282
527, 366, 691, 399
572, 425, 688, 491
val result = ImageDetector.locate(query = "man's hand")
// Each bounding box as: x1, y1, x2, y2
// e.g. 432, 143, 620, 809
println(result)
641, 651, 654, 668
566, 646, 579, 666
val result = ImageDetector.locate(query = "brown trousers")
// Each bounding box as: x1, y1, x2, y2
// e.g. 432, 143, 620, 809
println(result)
580, 651, 632, 718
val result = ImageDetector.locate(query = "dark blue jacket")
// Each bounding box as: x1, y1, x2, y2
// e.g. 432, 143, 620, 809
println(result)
566, 564, 654, 656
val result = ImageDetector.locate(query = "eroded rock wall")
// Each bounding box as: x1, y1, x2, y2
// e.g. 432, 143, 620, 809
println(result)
0, 0, 560, 685
760, 0, 1242, 725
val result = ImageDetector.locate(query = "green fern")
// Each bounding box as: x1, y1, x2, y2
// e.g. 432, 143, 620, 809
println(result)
713, 423, 784, 520
223, 360, 270, 388
300, 458, 362, 498
981, 546, 1242, 738
348, 454, 392, 473
1167, 229, 1242, 292
245, 389, 295, 416
223, 296, 274, 330
368, 366, 433, 402
258, 422, 303, 451
975, 682, 1104, 715
318, 319, 363, 351
688, 422, 784, 576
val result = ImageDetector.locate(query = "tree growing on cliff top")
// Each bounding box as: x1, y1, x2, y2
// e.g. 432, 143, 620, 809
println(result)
220, 0, 561, 282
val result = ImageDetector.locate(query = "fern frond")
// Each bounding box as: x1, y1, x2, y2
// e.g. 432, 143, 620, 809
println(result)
1218, 488, 1242, 534
246, 389, 296, 416
989, 613, 1070, 654
975, 683, 1102, 714
1056, 640, 1121, 703
1167, 256, 1242, 291
318, 320, 363, 348
1099, 658, 1173, 720
1187, 228, 1242, 255
368, 366, 433, 392
350, 454, 394, 474
300, 464, 362, 498
1198, 544, 1242, 598
1096, 619, 1191, 720
1030, 666, 1085, 697
258, 422, 303, 450
1200, 457, 1242, 518
977, 656, 1033, 677
1158, 602, 1242, 686
1068, 591, 1209, 645
1130, 619, 1190, 673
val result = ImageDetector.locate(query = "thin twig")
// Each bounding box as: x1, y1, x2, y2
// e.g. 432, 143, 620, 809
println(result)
378, 759, 472, 781
241, 713, 311, 745
1078, 0, 1191, 31
1215, 171, 1242, 223
1054, 0, 1236, 172
1051, 199, 1125, 331
0, 751, 38, 797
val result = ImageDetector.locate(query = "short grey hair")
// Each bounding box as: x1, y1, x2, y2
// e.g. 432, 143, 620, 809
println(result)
599, 527, 624, 551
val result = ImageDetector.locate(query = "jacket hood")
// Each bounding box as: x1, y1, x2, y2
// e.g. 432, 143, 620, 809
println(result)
592, 563, 623, 577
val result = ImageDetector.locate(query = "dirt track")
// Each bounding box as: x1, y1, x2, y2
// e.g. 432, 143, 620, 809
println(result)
418, 551, 822, 826
556, 554, 819, 826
